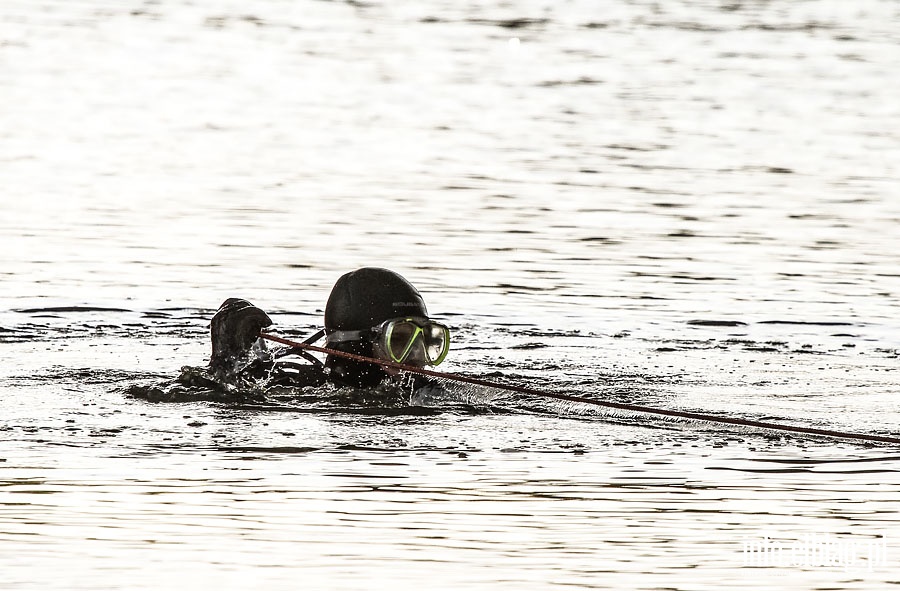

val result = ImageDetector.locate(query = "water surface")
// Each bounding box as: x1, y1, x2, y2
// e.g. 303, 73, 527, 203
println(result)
1, 0, 899, 588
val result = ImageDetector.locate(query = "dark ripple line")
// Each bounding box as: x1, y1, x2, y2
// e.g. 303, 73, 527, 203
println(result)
751, 455, 900, 465
708, 467, 897, 475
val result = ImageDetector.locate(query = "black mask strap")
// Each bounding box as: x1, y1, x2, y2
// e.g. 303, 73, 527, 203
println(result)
271, 329, 326, 367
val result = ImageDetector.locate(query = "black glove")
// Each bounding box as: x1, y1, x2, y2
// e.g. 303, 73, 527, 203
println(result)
209, 298, 272, 369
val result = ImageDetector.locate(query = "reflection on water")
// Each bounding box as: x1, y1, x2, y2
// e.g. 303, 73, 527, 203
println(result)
3, 422, 899, 590
3, 312, 898, 589
1, 0, 899, 588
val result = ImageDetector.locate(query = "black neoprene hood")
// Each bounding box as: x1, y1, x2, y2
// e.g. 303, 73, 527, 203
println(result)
324, 267, 428, 331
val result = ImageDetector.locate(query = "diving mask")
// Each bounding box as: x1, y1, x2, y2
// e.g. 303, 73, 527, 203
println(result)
326, 317, 450, 366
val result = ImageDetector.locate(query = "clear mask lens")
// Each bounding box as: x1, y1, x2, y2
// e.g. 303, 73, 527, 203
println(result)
423, 325, 448, 363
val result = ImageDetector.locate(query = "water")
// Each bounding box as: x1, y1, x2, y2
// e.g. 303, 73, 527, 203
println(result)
2, 0, 899, 588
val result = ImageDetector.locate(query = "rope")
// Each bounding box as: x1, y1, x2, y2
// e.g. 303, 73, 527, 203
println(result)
259, 332, 900, 446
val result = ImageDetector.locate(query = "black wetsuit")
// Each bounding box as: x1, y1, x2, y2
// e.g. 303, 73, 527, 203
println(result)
129, 347, 437, 404
129, 292, 441, 402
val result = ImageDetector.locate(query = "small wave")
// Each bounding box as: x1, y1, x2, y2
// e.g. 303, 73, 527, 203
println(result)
687, 319, 748, 327
15, 306, 135, 314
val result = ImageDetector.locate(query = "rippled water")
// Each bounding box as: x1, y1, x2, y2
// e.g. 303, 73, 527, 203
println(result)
2, 0, 899, 588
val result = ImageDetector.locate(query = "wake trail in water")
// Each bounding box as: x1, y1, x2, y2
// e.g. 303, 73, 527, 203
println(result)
260, 333, 900, 446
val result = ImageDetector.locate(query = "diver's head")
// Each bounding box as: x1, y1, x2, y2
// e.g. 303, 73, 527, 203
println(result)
323, 267, 449, 387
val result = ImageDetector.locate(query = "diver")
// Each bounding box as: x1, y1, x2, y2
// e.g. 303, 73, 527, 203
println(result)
201, 267, 451, 393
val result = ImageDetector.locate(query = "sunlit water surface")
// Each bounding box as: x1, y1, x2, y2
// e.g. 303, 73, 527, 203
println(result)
1, 0, 899, 589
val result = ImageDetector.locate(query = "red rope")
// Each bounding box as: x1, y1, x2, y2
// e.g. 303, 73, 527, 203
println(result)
259, 332, 900, 446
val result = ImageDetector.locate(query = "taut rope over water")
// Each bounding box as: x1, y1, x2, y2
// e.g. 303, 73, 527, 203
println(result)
259, 332, 900, 446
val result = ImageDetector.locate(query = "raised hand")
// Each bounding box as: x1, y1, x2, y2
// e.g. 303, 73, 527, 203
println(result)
209, 298, 272, 369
